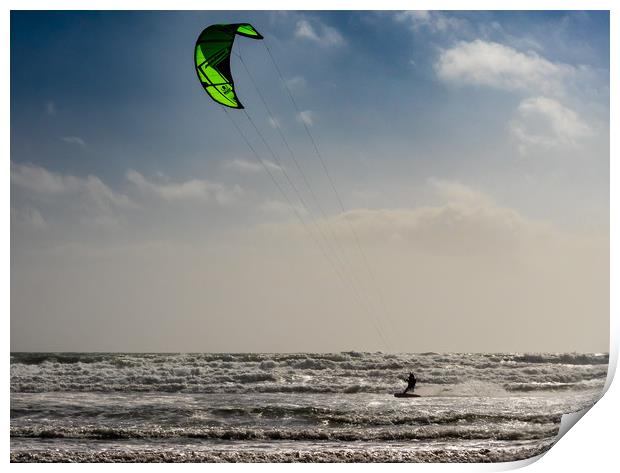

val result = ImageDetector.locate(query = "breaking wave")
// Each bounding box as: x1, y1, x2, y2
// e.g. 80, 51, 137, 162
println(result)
10, 352, 608, 394
11, 422, 559, 442
10, 351, 607, 463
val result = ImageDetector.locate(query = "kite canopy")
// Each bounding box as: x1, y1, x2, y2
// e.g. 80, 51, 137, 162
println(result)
194, 23, 263, 109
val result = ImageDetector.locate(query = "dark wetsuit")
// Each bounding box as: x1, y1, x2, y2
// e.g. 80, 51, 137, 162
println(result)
403, 373, 417, 394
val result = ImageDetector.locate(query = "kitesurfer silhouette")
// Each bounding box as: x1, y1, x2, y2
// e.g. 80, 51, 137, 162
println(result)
403, 372, 417, 394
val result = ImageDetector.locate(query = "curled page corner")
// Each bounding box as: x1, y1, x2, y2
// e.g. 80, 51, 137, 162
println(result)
554, 345, 616, 445
498, 402, 601, 471
557, 406, 593, 442
500, 451, 547, 470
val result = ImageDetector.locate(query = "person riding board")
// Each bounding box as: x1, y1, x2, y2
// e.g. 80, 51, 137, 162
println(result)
403, 372, 417, 394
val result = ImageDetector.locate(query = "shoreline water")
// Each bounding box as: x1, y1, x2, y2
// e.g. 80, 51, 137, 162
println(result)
11, 440, 556, 463
10, 352, 607, 463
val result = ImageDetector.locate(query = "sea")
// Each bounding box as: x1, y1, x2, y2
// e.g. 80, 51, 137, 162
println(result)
10, 352, 608, 463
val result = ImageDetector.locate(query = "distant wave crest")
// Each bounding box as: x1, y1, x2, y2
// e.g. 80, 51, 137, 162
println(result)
10, 352, 608, 395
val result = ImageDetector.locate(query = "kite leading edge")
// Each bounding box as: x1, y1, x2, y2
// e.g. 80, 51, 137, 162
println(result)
194, 23, 263, 109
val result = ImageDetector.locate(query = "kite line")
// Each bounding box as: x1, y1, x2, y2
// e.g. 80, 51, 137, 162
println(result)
233, 50, 391, 348
223, 107, 389, 349
194, 23, 391, 349
262, 39, 396, 345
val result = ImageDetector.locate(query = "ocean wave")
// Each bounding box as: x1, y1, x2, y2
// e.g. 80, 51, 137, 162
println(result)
10, 422, 559, 442
501, 353, 609, 365
505, 380, 605, 392
11, 352, 608, 366
10, 439, 557, 463
192, 405, 563, 427
10, 352, 608, 395
11, 352, 116, 365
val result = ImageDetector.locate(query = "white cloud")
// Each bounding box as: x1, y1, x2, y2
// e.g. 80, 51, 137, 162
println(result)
434, 39, 600, 157
297, 110, 315, 127
226, 159, 262, 173
285, 76, 306, 92
263, 160, 284, 173
396, 11, 467, 33
266, 179, 551, 256
126, 170, 242, 204
11, 162, 74, 194
294, 19, 344, 47
225, 158, 282, 173
11, 162, 134, 230
259, 199, 307, 218
321, 181, 551, 255
11, 162, 131, 209
11, 206, 47, 230
509, 96, 592, 153
61, 136, 86, 147
435, 39, 574, 94
428, 178, 494, 207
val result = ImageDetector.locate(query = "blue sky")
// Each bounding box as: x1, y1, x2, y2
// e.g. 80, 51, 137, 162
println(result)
11, 11, 610, 352
11, 11, 609, 206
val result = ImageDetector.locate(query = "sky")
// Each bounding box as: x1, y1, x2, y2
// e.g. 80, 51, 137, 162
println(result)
10, 11, 609, 352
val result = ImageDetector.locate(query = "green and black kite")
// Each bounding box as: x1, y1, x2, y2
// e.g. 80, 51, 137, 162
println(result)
194, 23, 263, 109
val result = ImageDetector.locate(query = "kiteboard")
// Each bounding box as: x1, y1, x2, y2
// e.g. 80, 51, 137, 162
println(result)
394, 393, 421, 398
